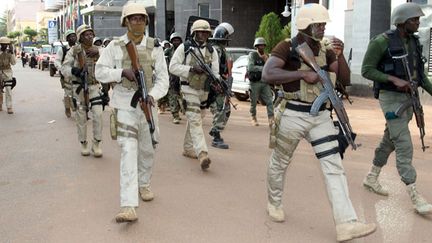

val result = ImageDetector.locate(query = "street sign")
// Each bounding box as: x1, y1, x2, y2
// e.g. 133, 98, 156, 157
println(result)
48, 20, 58, 44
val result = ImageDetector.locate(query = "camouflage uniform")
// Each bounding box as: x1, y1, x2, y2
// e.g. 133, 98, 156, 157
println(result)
165, 47, 182, 122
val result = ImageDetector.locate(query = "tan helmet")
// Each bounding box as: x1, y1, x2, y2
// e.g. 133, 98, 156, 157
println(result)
76, 24, 94, 40
296, 3, 331, 30
64, 29, 75, 40
253, 37, 266, 47
0, 37, 11, 44
169, 32, 182, 42
121, 2, 149, 27
190, 19, 212, 35
391, 2, 424, 25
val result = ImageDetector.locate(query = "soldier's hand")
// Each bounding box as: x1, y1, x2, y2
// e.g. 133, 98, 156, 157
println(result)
390, 76, 411, 92
86, 46, 99, 57
122, 68, 137, 82
190, 65, 204, 74
301, 71, 320, 84
330, 37, 344, 57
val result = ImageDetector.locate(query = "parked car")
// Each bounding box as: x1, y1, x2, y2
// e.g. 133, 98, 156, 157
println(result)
225, 47, 254, 62
231, 54, 277, 103
37, 45, 52, 71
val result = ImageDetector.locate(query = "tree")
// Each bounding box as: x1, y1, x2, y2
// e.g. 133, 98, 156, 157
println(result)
281, 23, 292, 40
0, 11, 7, 37
7, 31, 21, 39
255, 12, 284, 53
38, 28, 48, 42
23, 26, 38, 42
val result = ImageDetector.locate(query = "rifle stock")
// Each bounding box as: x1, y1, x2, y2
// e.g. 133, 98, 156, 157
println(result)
392, 54, 428, 151
125, 41, 157, 147
296, 42, 358, 150
77, 50, 90, 119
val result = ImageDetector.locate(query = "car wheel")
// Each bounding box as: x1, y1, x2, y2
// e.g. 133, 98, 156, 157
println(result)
234, 92, 249, 101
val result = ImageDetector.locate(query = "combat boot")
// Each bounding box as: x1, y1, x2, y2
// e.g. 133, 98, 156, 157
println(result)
251, 116, 259, 126
406, 183, 432, 215
182, 150, 197, 159
363, 165, 389, 196
115, 207, 138, 223
268, 116, 275, 128
7, 108, 13, 114
91, 139, 103, 158
65, 108, 71, 118
198, 151, 211, 170
80, 141, 90, 156
267, 203, 285, 222
139, 186, 154, 201
336, 221, 376, 242
209, 130, 229, 149
172, 116, 180, 124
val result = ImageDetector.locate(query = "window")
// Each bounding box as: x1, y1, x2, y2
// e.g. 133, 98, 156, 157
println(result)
198, 3, 210, 18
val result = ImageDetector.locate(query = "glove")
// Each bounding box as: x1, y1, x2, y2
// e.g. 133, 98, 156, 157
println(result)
190, 65, 204, 74
71, 67, 82, 77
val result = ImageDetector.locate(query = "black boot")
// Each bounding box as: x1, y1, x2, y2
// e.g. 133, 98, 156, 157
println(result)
210, 130, 229, 149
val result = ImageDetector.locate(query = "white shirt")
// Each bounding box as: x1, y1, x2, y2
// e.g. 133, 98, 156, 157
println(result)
95, 34, 169, 111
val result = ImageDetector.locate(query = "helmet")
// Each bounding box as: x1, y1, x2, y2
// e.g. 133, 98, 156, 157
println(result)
210, 22, 234, 41
391, 2, 424, 25
296, 3, 331, 30
169, 32, 182, 42
93, 37, 102, 45
161, 40, 170, 47
0, 37, 11, 44
76, 24, 94, 40
121, 2, 148, 27
64, 29, 75, 40
253, 37, 266, 47
190, 19, 212, 35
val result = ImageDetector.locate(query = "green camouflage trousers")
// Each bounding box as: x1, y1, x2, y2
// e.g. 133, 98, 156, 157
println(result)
249, 81, 274, 118
374, 90, 416, 185
168, 87, 181, 118
210, 94, 228, 132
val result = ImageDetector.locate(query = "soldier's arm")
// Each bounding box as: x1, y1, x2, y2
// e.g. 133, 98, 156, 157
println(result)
54, 47, 63, 70
421, 75, 432, 96
95, 42, 123, 84
168, 44, 191, 79
262, 56, 310, 85
148, 46, 169, 101
61, 46, 77, 79
211, 49, 220, 80
9, 53, 16, 65
247, 52, 263, 72
361, 35, 389, 83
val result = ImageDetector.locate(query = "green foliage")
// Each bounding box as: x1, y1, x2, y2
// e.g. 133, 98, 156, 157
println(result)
255, 12, 284, 53
7, 31, 21, 39
23, 26, 38, 41
38, 28, 48, 42
0, 11, 7, 37
281, 23, 291, 39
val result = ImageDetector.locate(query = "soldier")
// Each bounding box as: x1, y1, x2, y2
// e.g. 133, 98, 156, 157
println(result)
0, 37, 16, 114
361, 2, 432, 215
169, 19, 220, 170
208, 22, 234, 149
55, 30, 77, 118
62, 24, 105, 157
262, 4, 376, 242
93, 37, 103, 47
248, 37, 274, 126
102, 37, 112, 48
95, 2, 168, 223
165, 32, 183, 124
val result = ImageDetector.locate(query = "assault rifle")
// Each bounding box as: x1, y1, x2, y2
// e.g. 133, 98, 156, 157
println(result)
76, 49, 90, 119
185, 45, 237, 110
296, 42, 357, 150
392, 54, 429, 151
125, 41, 157, 147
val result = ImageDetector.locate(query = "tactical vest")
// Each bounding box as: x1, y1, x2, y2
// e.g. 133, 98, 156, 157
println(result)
283, 39, 336, 103
214, 45, 228, 76
73, 44, 100, 85
376, 29, 426, 93
0, 52, 12, 71
185, 41, 213, 90
117, 38, 155, 91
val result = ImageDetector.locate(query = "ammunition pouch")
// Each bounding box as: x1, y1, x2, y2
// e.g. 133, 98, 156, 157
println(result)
334, 121, 356, 159
248, 71, 262, 82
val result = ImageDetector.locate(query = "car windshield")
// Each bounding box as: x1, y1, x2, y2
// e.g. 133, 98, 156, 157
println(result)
41, 46, 52, 54
53, 45, 62, 54
233, 55, 248, 69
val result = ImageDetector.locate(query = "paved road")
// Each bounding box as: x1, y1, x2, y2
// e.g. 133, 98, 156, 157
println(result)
1, 65, 432, 243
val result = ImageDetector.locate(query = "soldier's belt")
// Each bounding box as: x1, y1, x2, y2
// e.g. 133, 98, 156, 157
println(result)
285, 102, 326, 113
180, 81, 189, 85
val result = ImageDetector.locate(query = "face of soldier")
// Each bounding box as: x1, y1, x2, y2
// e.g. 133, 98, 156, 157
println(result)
103, 40, 111, 47
94, 40, 102, 47
67, 34, 77, 46
171, 38, 182, 48
194, 31, 211, 45
80, 30, 94, 46
309, 22, 326, 41
404, 17, 420, 34
256, 44, 266, 53
0, 44, 7, 52
127, 14, 147, 37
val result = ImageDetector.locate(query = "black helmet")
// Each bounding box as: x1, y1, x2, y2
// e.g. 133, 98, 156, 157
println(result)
210, 22, 234, 41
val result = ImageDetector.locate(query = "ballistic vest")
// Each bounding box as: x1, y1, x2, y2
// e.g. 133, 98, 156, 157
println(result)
185, 41, 213, 90
283, 38, 336, 103
116, 37, 155, 91
0, 52, 12, 71
73, 44, 100, 85
376, 29, 425, 92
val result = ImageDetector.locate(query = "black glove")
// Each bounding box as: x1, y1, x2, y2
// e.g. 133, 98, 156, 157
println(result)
71, 67, 82, 77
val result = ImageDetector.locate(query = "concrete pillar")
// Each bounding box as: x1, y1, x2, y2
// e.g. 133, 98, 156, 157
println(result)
156, 0, 166, 40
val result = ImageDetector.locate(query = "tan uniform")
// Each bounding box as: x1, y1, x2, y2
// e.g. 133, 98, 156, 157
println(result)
0, 50, 16, 110
169, 42, 219, 156
55, 45, 74, 112
61, 44, 104, 143
95, 34, 168, 207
